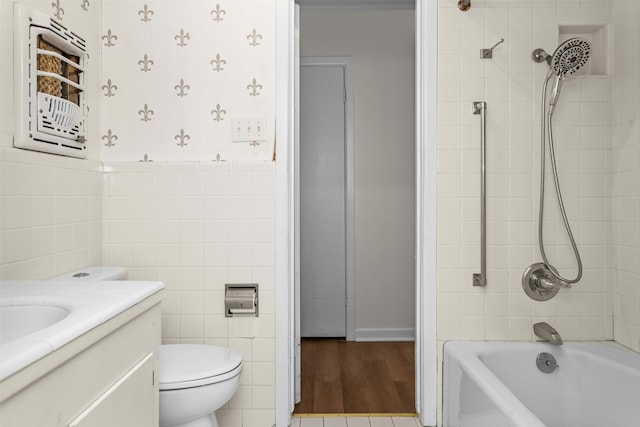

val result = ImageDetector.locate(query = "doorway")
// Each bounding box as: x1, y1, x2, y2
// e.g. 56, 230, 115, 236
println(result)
273, 0, 439, 425
295, 6, 416, 415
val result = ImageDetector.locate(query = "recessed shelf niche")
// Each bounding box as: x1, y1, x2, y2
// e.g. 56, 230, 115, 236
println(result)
559, 24, 610, 76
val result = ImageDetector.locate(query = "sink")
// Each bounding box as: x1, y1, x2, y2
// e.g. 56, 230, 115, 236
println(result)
0, 280, 164, 381
0, 304, 70, 346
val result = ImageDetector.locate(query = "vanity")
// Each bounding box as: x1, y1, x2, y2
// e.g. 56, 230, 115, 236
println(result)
0, 280, 164, 426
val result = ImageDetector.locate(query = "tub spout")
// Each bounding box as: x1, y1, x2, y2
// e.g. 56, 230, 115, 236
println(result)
534, 322, 563, 345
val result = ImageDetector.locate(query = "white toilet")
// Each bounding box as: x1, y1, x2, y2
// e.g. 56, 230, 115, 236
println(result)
49, 267, 243, 427
156, 344, 242, 427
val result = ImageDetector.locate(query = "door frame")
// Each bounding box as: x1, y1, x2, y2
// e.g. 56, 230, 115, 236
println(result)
297, 57, 355, 343
275, 1, 438, 425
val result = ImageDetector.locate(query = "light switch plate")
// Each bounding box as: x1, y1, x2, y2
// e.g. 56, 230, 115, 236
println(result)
231, 117, 266, 142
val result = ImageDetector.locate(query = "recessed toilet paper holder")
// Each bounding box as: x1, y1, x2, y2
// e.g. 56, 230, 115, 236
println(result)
225, 284, 258, 317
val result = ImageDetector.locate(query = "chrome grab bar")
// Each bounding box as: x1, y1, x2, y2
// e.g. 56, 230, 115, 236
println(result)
473, 101, 487, 287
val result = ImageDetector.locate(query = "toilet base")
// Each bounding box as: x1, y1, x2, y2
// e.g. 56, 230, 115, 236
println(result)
165, 413, 218, 427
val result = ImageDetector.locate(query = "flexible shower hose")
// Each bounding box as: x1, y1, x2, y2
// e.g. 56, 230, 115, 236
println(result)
537, 70, 583, 285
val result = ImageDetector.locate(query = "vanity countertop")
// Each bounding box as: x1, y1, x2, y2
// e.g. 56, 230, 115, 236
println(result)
0, 280, 164, 381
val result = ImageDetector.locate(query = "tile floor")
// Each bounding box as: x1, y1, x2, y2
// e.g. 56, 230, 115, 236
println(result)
291, 416, 422, 427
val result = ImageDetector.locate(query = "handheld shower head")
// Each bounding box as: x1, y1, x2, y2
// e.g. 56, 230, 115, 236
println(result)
550, 37, 591, 77
548, 74, 564, 113
533, 38, 592, 114
527, 40, 589, 297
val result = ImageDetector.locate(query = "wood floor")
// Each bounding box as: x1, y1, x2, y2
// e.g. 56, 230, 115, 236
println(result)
294, 339, 415, 414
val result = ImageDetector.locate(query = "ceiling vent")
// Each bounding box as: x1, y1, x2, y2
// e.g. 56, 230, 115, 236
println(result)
14, 4, 88, 158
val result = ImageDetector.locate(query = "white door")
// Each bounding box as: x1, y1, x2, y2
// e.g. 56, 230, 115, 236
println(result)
299, 63, 346, 337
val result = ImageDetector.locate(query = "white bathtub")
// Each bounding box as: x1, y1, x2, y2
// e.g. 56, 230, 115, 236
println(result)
442, 341, 640, 427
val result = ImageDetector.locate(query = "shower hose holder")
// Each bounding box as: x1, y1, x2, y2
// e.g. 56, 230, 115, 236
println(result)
522, 263, 571, 301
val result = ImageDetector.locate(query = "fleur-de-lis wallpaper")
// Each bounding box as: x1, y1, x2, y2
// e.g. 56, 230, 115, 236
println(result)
51, 0, 65, 21
101, 1, 274, 161
138, 4, 154, 22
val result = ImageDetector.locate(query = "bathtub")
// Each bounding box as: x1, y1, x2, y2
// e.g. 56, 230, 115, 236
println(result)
442, 341, 640, 427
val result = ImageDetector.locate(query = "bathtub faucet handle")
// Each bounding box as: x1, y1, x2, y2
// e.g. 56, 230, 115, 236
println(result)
539, 276, 571, 290
522, 263, 571, 301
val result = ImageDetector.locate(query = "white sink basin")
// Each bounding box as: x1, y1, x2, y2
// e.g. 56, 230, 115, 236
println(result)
0, 279, 164, 381
0, 304, 70, 346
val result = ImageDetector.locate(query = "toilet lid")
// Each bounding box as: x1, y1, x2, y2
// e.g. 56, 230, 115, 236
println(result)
156, 344, 243, 390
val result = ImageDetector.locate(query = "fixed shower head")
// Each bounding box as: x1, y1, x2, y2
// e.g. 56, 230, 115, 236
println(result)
550, 37, 591, 77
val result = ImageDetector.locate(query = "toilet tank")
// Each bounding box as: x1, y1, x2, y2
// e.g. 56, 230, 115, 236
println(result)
47, 266, 126, 281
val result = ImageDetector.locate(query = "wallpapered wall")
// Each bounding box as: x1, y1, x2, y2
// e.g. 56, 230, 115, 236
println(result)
100, 0, 275, 162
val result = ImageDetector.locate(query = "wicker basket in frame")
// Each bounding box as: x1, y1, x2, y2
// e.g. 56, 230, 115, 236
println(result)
37, 37, 63, 97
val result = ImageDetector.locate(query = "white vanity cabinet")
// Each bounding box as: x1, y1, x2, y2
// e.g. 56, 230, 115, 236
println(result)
69, 353, 156, 427
0, 291, 163, 427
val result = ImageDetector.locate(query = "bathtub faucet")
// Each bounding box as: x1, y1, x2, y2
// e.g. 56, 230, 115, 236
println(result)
534, 322, 563, 346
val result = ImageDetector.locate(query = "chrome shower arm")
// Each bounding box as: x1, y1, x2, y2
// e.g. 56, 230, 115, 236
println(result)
532, 48, 552, 65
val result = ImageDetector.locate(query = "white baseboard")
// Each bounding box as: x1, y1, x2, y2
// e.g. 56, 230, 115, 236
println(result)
354, 328, 415, 342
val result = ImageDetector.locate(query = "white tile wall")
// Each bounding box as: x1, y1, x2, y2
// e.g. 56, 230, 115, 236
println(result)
611, 0, 640, 353
437, 0, 613, 347
102, 160, 276, 426
0, 148, 103, 279
435, 0, 640, 419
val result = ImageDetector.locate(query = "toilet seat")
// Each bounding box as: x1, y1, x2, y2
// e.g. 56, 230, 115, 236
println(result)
156, 344, 243, 391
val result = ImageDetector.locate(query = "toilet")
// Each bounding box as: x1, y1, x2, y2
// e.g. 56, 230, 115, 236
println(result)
156, 344, 242, 427
49, 267, 243, 427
